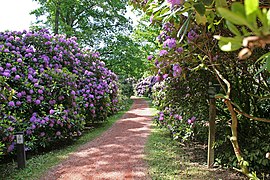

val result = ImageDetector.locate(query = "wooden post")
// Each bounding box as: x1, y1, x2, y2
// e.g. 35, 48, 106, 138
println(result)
16, 132, 26, 169
207, 98, 216, 168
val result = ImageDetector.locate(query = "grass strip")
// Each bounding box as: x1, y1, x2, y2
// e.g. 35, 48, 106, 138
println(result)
0, 100, 133, 180
144, 100, 246, 180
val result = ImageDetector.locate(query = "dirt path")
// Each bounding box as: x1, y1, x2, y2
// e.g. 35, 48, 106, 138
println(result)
41, 97, 152, 180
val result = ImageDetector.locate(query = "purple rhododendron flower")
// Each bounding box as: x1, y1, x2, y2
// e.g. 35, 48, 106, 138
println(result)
7, 143, 15, 152
92, 52, 100, 58
26, 129, 32, 135
38, 89, 43, 94
172, 64, 182, 77
16, 101, 22, 106
2, 70, 10, 77
6, 63, 11, 68
8, 101, 15, 107
56, 131, 61, 136
176, 47, 183, 53
14, 75, 20, 80
167, 0, 182, 6
147, 55, 154, 60
163, 74, 169, 79
188, 30, 199, 41
30, 116, 36, 122
17, 93, 22, 98
71, 90, 76, 95
11, 67, 16, 72
17, 58, 22, 63
49, 109, 54, 114
163, 38, 176, 49
35, 99, 41, 105
187, 116, 196, 124
159, 50, 168, 56
40, 132, 45, 137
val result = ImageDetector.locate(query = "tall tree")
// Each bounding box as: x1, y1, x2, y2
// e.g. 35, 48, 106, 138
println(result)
31, 0, 131, 46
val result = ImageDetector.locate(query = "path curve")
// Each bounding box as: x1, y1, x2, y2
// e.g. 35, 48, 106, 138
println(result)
41, 97, 153, 180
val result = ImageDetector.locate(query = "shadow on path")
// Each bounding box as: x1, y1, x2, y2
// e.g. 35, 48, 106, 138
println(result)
41, 97, 153, 180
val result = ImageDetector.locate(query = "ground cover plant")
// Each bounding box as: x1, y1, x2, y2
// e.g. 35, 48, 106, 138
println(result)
0, 29, 119, 158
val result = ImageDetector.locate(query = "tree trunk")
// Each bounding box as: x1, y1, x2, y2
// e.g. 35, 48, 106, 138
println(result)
54, 0, 60, 35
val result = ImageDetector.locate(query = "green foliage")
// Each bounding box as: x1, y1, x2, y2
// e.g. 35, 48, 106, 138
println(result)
32, 0, 130, 45
131, 0, 270, 178
215, 0, 270, 72
0, 101, 133, 180
100, 34, 149, 79
119, 77, 136, 98
152, 71, 209, 144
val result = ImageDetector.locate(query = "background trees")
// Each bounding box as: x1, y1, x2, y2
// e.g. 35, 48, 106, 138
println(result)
31, 0, 151, 79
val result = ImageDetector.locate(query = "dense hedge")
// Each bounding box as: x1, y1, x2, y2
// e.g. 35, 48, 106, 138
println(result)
0, 29, 118, 156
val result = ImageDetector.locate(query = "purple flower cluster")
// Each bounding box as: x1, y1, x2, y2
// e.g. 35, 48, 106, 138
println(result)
163, 38, 177, 49
167, 0, 183, 6
135, 76, 157, 97
187, 30, 199, 42
187, 116, 196, 124
0, 29, 119, 155
172, 64, 182, 77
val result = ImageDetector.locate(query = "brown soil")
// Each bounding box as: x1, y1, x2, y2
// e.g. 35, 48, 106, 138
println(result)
41, 97, 152, 180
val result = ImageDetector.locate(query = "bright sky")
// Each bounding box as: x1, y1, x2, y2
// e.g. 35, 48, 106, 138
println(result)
0, 0, 39, 31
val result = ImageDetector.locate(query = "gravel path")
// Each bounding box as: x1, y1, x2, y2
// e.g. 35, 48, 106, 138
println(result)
41, 97, 152, 180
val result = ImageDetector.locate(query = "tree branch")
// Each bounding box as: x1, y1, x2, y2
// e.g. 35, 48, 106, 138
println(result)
234, 108, 270, 123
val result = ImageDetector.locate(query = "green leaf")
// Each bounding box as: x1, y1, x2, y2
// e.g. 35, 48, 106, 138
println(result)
231, 2, 246, 17
195, 12, 207, 25
254, 63, 267, 76
153, 1, 167, 13
159, 6, 171, 17
217, 8, 248, 25
266, 56, 270, 72
226, 21, 241, 36
267, 9, 270, 26
177, 14, 191, 42
215, 0, 227, 7
245, 0, 258, 27
194, 2, 206, 16
254, 53, 270, 76
202, 0, 213, 6
255, 52, 270, 63
257, 9, 268, 29
214, 36, 242, 51
245, 0, 258, 16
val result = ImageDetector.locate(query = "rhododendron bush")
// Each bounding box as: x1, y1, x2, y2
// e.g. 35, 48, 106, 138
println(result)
0, 29, 119, 156
152, 70, 210, 143
131, 0, 270, 178
135, 76, 157, 97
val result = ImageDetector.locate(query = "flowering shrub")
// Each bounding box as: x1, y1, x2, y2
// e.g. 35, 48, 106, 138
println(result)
119, 77, 136, 98
152, 73, 209, 143
135, 76, 157, 97
0, 29, 119, 156
132, 0, 270, 177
